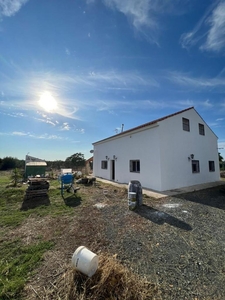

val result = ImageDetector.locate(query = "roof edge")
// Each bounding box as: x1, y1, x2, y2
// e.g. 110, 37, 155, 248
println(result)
93, 106, 194, 145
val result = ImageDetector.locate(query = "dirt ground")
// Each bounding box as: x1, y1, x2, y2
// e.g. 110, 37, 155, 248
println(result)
20, 181, 225, 300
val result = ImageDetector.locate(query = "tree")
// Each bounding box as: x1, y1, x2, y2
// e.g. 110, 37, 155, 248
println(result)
219, 153, 224, 162
0, 157, 25, 170
65, 153, 85, 169
0, 157, 17, 170
10, 168, 22, 187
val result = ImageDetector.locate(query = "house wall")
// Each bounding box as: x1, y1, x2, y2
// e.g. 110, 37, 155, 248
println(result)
93, 125, 162, 190
159, 109, 220, 191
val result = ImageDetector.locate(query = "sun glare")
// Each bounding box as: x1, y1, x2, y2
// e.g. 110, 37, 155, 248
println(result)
39, 92, 58, 112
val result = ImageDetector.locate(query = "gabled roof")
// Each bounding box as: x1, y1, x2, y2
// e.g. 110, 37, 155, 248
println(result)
86, 157, 93, 162
93, 107, 194, 145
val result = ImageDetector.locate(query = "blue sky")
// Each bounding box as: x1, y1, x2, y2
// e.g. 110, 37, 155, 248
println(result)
0, 0, 225, 161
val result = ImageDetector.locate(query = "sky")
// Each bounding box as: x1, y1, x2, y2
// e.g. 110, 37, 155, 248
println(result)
0, 0, 225, 161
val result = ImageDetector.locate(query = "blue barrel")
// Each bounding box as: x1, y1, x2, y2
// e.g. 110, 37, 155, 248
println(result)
61, 173, 73, 184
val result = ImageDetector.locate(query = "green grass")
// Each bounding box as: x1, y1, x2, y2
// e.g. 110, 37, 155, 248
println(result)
0, 177, 82, 227
0, 239, 54, 300
0, 172, 85, 299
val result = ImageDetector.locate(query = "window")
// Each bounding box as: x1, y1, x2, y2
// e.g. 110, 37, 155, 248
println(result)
130, 160, 140, 173
209, 161, 215, 172
182, 118, 190, 131
199, 123, 205, 135
101, 160, 108, 169
192, 160, 200, 173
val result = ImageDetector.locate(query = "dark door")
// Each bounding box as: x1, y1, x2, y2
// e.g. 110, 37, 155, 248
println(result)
111, 160, 115, 180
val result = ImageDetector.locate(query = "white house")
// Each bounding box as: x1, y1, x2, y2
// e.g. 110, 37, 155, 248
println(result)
92, 107, 220, 191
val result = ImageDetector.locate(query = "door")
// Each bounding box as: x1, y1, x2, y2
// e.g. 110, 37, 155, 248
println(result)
111, 160, 115, 180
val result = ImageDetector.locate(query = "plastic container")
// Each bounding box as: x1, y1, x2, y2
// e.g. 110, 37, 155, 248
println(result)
72, 246, 98, 277
61, 173, 73, 184
128, 191, 137, 210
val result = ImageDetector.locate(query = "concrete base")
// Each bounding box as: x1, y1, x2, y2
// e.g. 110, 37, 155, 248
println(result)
96, 177, 225, 199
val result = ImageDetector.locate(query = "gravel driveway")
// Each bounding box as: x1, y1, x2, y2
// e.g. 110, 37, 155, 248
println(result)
23, 182, 225, 300
95, 184, 225, 299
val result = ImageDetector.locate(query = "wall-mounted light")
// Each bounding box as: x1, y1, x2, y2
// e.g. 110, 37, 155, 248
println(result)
105, 156, 108, 160
113, 155, 117, 160
188, 154, 194, 160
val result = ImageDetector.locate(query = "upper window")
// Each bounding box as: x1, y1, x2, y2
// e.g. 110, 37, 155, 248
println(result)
209, 161, 215, 172
182, 118, 190, 131
101, 160, 108, 169
199, 123, 205, 135
130, 160, 140, 173
192, 160, 200, 173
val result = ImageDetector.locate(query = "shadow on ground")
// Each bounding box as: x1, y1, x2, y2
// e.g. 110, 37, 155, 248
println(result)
177, 185, 225, 210
135, 204, 192, 231
21, 196, 50, 210
62, 194, 82, 207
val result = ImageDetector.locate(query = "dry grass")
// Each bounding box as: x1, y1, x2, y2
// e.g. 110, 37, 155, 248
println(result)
32, 254, 159, 300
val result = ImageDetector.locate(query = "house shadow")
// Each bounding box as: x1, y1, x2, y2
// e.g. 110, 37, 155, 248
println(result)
62, 194, 82, 207
176, 185, 225, 210
135, 204, 192, 231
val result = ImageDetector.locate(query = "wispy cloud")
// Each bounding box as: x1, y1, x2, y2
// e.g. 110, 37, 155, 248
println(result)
65, 47, 70, 56
0, 0, 29, 17
61, 122, 70, 131
0, 69, 159, 120
180, 1, 225, 53
167, 71, 225, 89
201, 1, 225, 52
12, 131, 27, 136
0, 131, 80, 142
88, 0, 190, 44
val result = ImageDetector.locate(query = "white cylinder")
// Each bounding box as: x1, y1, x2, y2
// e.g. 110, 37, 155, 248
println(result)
72, 246, 98, 277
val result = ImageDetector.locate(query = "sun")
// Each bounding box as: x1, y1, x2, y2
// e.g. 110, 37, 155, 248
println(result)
39, 92, 58, 112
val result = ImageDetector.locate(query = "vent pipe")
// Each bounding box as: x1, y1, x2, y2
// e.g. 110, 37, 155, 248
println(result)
121, 124, 124, 132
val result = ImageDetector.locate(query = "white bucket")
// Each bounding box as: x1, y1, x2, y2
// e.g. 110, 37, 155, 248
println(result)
128, 192, 137, 210
72, 246, 99, 277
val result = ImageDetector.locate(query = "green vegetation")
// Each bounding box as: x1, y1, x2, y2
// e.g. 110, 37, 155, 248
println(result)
0, 157, 25, 171
10, 168, 23, 187
0, 171, 84, 299
0, 152, 87, 172
0, 240, 54, 300
65, 152, 86, 169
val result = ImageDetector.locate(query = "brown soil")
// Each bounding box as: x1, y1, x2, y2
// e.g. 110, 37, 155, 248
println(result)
18, 182, 225, 300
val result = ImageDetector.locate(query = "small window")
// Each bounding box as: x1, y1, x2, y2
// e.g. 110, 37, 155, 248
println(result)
130, 160, 140, 173
192, 160, 200, 173
182, 118, 190, 131
199, 123, 205, 135
209, 161, 215, 172
101, 160, 108, 169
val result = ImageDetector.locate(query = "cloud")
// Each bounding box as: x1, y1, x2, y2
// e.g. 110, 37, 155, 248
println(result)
65, 47, 70, 56
201, 1, 225, 52
0, 131, 80, 143
88, 0, 189, 44
61, 122, 70, 131
0, 0, 29, 17
167, 71, 225, 89
103, 0, 157, 30
0, 69, 159, 121
180, 1, 225, 53
12, 131, 27, 136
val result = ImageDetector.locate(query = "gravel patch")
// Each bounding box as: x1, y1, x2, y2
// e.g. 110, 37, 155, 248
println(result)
23, 183, 225, 299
